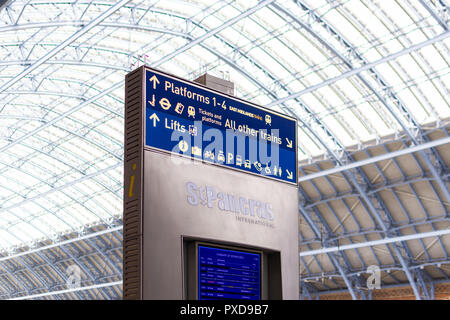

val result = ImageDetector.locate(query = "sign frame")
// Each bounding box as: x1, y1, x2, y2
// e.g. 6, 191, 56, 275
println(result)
141, 66, 298, 186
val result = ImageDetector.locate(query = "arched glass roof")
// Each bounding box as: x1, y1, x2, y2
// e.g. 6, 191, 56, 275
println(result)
0, 0, 448, 299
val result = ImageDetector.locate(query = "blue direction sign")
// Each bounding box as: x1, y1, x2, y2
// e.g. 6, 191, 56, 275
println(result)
144, 67, 297, 184
198, 245, 261, 300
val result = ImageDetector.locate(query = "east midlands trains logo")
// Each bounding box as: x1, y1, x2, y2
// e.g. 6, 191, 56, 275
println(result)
186, 182, 275, 228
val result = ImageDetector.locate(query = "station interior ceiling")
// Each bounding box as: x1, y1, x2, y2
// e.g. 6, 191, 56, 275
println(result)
0, 0, 449, 299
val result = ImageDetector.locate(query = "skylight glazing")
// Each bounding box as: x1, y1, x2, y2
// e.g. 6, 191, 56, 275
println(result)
0, 0, 448, 253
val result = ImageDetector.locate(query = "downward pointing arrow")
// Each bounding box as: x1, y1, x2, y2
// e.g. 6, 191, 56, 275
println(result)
149, 113, 160, 127
148, 94, 155, 107
149, 75, 160, 89
285, 138, 293, 148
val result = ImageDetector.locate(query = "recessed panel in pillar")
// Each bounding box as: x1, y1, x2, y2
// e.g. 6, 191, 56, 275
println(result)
198, 244, 261, 300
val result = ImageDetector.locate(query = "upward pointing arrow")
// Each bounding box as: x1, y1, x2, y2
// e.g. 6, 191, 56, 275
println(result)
149, 75, 160, 89
149, 113, 160, 127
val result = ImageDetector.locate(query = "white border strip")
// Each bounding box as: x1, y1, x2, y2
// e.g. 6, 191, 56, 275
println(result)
300, 229, 450, 257
0, 226, 123, 263
298, 137, 450, 183
8, 281, 123, 300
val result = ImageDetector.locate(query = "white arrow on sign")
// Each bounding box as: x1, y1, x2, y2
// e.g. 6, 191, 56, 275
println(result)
286, 169, 293, 180
148, 94, 155, 107
285, 138, 293, 148
149, 75, 160, 90
149, 113, 160, 127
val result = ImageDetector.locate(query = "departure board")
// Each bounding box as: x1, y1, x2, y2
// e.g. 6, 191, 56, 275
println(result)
198, 245, 261, 300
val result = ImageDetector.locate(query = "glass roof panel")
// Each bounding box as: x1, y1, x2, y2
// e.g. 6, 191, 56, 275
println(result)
0, 0, 448, 253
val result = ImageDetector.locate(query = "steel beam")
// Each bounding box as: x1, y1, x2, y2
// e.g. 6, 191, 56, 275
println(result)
0, 163, 121, 212
153, 0, 275, 67
273, 1, 446, 299
329, 253, 358, 300
301, 215, 449, 247
300, 229, 450, 257
0, 226, 122, 263
8, 280, 122, 300
313, 278, 450, 297
349, 170, 423, 299
0, 80, 122, 154
0, 0, 131, 93
299, 203, 359, 299
0, 59, 129, 71
0, 2, 273, 156
301, 259, 449, 281
275, 1, 450, 205
266, 30, 450, 108
418, 0, 448, 31
298, 137, 450, 182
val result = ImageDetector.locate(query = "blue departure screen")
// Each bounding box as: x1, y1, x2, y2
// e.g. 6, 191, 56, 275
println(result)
198, 245, 261, 300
